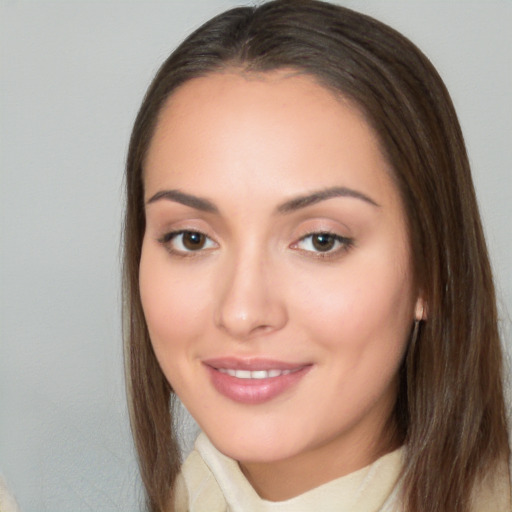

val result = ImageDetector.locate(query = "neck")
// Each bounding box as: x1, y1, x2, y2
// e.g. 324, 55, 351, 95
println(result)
239, 421, 400, 501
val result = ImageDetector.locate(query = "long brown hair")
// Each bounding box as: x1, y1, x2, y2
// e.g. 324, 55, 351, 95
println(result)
123, 1, 509, 510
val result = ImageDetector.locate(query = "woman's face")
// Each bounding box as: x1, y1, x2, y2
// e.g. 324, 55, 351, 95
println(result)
140, 71, 420, 490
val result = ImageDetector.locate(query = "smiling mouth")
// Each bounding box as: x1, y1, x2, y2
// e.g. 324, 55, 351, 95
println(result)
217, 368, 300, 379
203, 358, 312, 404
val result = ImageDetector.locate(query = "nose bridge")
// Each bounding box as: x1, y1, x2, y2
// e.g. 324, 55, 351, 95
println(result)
214, 240, 287, 339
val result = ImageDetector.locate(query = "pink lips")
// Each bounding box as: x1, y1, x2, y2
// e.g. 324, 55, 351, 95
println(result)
203, 357, 312, 404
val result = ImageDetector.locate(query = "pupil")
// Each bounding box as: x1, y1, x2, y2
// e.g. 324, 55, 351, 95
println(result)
183, 231, 205, 250
313, 234, 335, 251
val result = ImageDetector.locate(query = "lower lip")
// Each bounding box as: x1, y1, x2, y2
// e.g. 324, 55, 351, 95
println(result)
205, 365, 312, 405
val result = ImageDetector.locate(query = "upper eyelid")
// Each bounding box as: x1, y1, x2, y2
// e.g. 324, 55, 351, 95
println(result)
291, 216, 353, 235
298, 229, 344, 237
294, 231, 352, 244
154, 220, 215, 238
158, 229, 215, 242
294, 228, 351, 242
157, 228, 350, 241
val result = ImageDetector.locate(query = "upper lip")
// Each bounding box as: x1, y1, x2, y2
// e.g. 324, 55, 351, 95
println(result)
202, 357, 311, 371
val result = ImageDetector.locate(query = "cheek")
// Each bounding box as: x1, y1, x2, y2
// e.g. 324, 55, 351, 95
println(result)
289, 257, 413, 427
291, 252, 414, 359
138, 243, 210, 360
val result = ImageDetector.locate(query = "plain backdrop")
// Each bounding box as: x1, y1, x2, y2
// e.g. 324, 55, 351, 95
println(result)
1, 1, 511, 511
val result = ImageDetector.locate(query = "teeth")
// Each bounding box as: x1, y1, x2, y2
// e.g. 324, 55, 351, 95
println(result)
218, 368, 293, 379
251, 370, 269, 379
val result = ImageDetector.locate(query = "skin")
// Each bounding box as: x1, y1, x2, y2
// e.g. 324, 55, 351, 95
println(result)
139, 70, 423, 501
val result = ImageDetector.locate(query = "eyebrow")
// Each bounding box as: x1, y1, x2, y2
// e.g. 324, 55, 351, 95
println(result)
146, 186, 379, 214
277, 186, 380, 213
146, 189, 219, 213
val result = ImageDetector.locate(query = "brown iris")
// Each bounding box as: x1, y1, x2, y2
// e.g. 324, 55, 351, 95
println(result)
311, 233, 336, 252
182, 231, 207, 250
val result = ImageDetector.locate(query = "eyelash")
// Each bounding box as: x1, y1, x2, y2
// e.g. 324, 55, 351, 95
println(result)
292, 231, 354, 259
157, 230, 354, 259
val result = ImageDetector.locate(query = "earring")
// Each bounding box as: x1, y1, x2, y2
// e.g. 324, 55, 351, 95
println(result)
411, 303, 424, 346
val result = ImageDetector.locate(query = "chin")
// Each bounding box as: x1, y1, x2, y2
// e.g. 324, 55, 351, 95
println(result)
204, 422, 303, 463
219, 440, 300, 465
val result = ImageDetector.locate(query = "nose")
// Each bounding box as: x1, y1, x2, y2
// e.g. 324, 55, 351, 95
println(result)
213, 249, 288, 340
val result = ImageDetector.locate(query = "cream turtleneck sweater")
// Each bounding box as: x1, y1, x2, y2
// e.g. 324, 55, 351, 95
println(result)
174, 433, 511, 512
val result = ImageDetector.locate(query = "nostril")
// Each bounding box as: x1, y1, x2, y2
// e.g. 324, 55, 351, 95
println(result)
213, 258, 288, 340
214, 295, 288, 340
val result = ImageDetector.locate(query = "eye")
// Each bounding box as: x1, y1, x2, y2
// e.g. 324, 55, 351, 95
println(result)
294, 232, 353, 255
159, 230, 217, 254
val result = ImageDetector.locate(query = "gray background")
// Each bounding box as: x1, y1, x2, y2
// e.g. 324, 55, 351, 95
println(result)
1, 1, 511, 511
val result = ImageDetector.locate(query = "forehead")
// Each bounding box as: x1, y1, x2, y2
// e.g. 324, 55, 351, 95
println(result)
144, 70, 397, 209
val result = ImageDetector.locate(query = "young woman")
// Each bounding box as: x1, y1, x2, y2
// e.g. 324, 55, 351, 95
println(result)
123, 1, 510, 510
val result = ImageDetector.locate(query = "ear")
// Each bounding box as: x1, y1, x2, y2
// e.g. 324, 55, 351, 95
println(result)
414, 296, 427, 321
